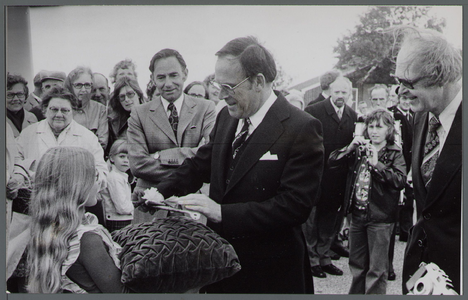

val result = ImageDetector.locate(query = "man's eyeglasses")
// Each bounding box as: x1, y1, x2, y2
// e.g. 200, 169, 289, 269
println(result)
392, 75, 429, 90
72, 83, 93, 90
7, 92, 26, 100
119, 91, 136, 101
211, 77, 250, 96
48, 106, 72, 115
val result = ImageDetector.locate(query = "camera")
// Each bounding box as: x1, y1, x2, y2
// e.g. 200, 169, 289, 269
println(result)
406, 262, 458, 295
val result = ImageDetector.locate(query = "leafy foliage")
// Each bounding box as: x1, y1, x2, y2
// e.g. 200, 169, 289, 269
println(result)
273, 63, 292, 91
334, 6, 446, 84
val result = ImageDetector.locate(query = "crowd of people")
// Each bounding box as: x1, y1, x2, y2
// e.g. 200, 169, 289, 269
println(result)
5, 25, 462, 295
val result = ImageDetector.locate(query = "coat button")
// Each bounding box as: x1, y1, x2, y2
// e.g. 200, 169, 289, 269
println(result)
229, 166, 234, 171
423, 213, 431, 220
226, 179, 230, 184
418, 239, 425, 247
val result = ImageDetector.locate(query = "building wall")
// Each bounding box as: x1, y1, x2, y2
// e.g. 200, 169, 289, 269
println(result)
7, 7, 33, 87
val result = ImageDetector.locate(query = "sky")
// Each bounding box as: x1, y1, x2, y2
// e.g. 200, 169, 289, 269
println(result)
28, 5, 462, 92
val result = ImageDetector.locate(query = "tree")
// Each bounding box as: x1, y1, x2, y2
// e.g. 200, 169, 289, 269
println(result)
273, 63, 292, 91
334, 6, 446, 84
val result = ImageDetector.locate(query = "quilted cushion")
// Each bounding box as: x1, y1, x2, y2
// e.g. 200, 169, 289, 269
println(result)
111, 217, 241, 293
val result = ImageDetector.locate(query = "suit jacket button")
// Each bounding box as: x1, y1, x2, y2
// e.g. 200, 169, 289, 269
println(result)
229, 166, 234, 171
423, 213, 431, 220
226, 179, 230, 184
418, 239, 425, 247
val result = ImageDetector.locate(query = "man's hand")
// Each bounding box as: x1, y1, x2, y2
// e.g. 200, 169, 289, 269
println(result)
365, 143, 379, 166
174, 194, 222, 223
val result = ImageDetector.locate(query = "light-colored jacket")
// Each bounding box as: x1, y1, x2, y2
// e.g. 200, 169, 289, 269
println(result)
15, 119, 108, 185
7, 109, 38, 138
127, 94, 216, 189
101, 167, 133, 221
73, 100, 108, 150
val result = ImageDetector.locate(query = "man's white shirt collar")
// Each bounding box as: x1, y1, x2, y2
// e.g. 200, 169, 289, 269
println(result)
397, 106, 408, 116
329, 97, 344, 116
429, 87, 462, 150
161, 93, 184, 117
237, 89, 277, 136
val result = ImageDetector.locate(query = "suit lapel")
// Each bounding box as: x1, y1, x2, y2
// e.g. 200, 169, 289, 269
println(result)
6, 118, 19, 137
424, 105, 462, 210
225, 96, 288, 195
412, 112, 428, 201
214, 116, 239, 195
148, 97, 178, 145
177, 95, 196, 143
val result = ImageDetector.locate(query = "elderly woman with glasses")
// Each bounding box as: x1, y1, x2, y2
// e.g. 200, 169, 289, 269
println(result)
106, 76, 145, 156
6, 74, 38, 138
65, 66, 108, 150
15, 86, 108, 187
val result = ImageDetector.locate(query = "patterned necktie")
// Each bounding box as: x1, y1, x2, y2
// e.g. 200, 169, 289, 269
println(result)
337, 109, 342, 120
232, 118, 251, 159
421, 116, 441, 188
168, 102, 178, 138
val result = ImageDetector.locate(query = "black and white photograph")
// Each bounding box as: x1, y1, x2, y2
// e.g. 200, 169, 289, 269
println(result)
5, 4, 463, 296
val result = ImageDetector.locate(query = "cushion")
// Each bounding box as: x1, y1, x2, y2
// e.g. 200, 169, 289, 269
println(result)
111, 216, 241, 293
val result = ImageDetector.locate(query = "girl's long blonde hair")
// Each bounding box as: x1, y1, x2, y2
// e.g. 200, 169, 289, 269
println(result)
27, 147, 96, 293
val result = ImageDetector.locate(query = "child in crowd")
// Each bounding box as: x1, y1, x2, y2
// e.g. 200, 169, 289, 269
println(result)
328, 108, 406, 294
103, 139, 134, 232
27, 147, 129, 293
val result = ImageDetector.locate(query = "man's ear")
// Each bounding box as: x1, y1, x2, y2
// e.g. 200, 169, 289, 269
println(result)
254, 73, 266, 92
182, 68, 189, 83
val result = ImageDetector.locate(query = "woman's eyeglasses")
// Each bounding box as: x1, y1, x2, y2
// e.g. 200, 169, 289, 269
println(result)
48, 107, 72, 115
119, 91, 136, 101
72, 83, 93, 90
7, 92, 26, 100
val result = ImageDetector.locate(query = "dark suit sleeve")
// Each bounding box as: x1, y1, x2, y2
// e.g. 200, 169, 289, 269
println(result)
221, 117, 324, 238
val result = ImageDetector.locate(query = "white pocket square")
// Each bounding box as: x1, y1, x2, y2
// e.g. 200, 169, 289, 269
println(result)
260, 151, 278, 160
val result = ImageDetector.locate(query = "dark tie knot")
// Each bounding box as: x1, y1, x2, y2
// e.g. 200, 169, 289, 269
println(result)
429, 116, 441, 133
168, 103, 178, 116
168, 102, 179, 137
232, 118, 251, 159
243, 118, 252, 130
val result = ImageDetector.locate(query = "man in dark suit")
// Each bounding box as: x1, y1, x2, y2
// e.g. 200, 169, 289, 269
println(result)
388, 93, 414, 240
304, 76, 357, 278
308, 69, 340, 106
127, 48, 216, 224
152, 36, 324, 293
394, 26, 462, 294
388, 94, 414, 169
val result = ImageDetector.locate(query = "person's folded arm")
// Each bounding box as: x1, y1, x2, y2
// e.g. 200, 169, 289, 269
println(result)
78, 232, 131, 293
